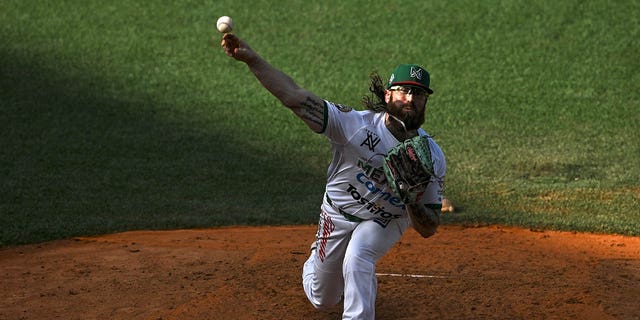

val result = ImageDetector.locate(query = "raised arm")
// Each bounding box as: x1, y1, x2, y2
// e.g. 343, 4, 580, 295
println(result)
221, 33, 325, 132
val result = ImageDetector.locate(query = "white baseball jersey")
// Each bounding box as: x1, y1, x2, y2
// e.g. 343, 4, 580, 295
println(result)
320, 100, 446, 225
302, 100, 447, 319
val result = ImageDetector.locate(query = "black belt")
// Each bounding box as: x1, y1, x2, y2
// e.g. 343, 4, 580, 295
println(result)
325, 194, 365, 222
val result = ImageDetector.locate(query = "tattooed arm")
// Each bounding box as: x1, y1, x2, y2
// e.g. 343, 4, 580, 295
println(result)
247, 58, 325, 132
221, 33, 325, 132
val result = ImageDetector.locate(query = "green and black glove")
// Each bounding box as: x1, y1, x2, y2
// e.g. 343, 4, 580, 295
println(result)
383, 135, 435, 205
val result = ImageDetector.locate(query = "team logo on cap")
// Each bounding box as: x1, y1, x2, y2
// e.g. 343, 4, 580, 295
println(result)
410, 67, 423, 80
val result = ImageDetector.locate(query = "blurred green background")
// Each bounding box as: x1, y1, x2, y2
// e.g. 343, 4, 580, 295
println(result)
1, 0, 638, 246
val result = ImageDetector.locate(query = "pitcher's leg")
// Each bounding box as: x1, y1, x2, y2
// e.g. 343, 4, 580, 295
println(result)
341, 218, 410, 320
302, 210, 356, 310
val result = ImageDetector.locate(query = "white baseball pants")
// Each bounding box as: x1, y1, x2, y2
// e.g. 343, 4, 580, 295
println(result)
302, 205, 410, 320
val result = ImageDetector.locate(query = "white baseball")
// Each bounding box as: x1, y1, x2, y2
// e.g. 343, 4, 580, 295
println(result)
216, 16, 234, 33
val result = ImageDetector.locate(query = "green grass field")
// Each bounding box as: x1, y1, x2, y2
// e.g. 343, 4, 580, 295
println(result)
1, 0, 638, 246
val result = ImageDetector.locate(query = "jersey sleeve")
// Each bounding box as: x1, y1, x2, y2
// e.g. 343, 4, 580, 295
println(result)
321, 100, 362, 145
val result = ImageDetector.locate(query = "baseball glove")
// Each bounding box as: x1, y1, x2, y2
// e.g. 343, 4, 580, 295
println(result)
383, 135, 435, 205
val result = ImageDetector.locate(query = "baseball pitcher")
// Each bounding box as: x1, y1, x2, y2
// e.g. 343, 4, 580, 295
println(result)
221, 32, 445, 320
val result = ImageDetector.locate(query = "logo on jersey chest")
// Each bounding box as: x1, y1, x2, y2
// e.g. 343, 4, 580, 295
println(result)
360, 130, 381, 152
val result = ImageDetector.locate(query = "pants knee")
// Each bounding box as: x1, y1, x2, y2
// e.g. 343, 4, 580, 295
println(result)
312, 300, 340, 311
308, 294, 342, 311
303, 254, 343, 310
343, 254, 375, 278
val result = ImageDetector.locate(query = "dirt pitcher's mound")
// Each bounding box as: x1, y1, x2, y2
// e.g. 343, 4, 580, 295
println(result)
1, 225, 639, 320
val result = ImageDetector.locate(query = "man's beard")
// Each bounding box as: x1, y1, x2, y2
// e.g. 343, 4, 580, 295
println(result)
386, 100, 426, 131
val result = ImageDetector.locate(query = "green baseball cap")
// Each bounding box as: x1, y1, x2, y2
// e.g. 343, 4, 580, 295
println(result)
387, 64, 433, 94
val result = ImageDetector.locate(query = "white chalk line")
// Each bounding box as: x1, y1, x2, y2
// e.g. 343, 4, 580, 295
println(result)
376, 273, 446, 279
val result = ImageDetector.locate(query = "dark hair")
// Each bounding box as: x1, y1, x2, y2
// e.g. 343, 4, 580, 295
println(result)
361, 72, 387, 112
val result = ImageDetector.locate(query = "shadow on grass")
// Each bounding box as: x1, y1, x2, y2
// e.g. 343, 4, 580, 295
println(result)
0, 50, 325, 246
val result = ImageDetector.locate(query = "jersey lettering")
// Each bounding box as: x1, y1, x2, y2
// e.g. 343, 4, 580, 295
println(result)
345, 184, 403, 219
355, 173, 404, 208
356, 158, 387, 184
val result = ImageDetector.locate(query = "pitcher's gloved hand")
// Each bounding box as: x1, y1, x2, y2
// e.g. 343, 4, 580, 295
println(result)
383, 135, 435, 205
